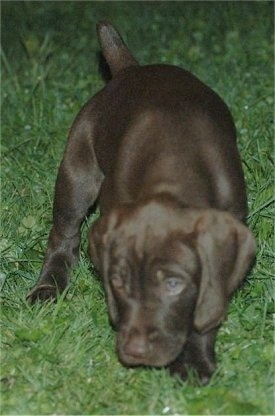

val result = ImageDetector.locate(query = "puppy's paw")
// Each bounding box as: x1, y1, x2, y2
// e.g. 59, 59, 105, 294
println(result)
168, 356, 216, 385
197, 362, 216, 385
168, 360, 188, 381
27, 284, 58, 304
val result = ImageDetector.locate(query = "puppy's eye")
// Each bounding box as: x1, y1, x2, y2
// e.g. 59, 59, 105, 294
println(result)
111, 274, 124, 289
164, 278, 185, 295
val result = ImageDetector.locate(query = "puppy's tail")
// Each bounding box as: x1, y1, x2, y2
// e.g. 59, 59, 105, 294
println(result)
96, 21, 138, 77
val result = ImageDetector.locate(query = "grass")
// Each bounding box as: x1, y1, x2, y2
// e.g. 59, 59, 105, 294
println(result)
1, 1, 274, 415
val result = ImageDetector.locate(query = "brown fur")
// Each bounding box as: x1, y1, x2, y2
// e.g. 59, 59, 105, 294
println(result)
28, 22, 256, 382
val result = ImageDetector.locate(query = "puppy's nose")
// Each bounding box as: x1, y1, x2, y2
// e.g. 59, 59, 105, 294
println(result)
124, 329, 148, 358
124, 327, 158, 359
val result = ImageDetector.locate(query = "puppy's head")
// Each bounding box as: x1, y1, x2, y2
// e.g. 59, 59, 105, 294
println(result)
89, 197, 256, 367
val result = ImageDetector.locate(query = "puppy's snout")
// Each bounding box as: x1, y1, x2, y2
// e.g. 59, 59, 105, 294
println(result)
123, 326, 159, 359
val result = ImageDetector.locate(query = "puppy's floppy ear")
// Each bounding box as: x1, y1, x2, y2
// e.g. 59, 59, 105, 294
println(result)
193, 211, 256, 333
88, 212, 119, 326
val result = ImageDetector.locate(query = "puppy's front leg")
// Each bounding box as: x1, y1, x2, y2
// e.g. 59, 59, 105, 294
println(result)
28, 121, 104, 303
168, 329, 217, 384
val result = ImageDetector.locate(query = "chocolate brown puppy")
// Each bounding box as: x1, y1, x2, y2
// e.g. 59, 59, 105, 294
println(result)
28, 22, 256, 383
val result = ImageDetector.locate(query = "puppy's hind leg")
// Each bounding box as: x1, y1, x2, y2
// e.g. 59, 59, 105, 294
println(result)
27, 119, 104, 303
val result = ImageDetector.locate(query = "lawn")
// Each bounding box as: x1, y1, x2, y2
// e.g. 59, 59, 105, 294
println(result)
1, 1, 274, 415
